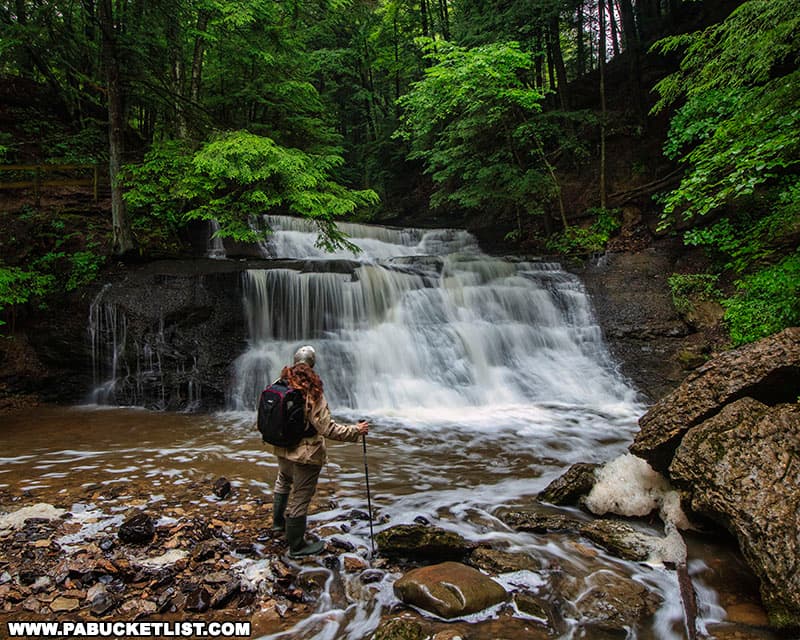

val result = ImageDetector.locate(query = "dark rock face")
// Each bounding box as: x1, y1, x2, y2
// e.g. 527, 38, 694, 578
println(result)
393, 562, 507, 618
670, 399, 800, 629
21, 260, 250, 410
86, 261, 248, 411
575, 245, 696, 402
630, 327, 800, 472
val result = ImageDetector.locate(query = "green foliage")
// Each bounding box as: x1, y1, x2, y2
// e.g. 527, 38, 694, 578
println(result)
546, 208, 621, 255
0, 265, 56, 329
651, 0, 800, 346
66, 250, 105, 291
667, 273, 721, 316
397, 40, 549, 218
683, 182, 800, 273
44, 125, 106, 165
723, 252, 800, 346
652, 0, 800, 225
124, 132, 379, 250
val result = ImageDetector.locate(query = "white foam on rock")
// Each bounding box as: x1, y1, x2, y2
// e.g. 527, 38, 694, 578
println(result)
585, 454, 671, 518
585, 454, 692, 566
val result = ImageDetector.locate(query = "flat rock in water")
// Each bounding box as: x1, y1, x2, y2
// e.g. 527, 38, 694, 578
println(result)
50, 596, 80, 613
376, 524, 475, 560
393, 561, 507, 619
670, 398, 800, 628
469, 547, 541, 574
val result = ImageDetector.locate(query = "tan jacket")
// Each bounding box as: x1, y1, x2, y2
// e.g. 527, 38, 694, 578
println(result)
271, 393, 361, 466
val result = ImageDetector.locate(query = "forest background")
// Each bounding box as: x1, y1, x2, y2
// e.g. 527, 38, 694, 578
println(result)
0, 0, 798, 350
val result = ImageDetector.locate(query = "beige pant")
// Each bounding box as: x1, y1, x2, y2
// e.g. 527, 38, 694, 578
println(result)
274, 457, 322, 518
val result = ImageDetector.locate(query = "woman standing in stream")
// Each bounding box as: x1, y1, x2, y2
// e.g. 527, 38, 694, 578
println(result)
270, 345, 369, 557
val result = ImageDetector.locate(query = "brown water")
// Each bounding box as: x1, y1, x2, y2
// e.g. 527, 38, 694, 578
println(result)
0, 405, 780, 640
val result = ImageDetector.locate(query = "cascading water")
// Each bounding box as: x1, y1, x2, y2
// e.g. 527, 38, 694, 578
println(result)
206, 219, 227, 259
222, 217, 725, 639
231, 215, 637, 427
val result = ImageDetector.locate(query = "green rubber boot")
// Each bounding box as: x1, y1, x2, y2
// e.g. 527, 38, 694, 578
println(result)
286, 516, 324, 558
272, 493, 289, 532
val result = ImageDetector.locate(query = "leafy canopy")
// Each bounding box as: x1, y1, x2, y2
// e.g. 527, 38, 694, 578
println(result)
396, 40, 549, 217
652, 0, 800, 223
124, 131, 379, 251
652, 0, 800, 345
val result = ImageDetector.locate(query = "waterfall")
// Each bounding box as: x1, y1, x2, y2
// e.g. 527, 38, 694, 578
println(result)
87, 286, 203, 410
229, 216, 638, 433
206, 220, 226, 259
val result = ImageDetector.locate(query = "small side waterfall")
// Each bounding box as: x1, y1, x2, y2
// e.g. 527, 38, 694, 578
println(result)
206, 220, 226, 259
87, 286, 203, 410
229, 216, 639, 451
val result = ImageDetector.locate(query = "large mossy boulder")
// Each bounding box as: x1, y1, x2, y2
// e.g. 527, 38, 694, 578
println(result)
393, 562, 507, 618
670, 398, 800, 629
630, 327, 800, 473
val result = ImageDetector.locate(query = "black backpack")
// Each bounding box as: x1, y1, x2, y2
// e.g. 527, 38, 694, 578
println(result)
256, 380, 316, 447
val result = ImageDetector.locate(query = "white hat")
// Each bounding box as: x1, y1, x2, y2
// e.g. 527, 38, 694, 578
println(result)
293, 345, 316, 368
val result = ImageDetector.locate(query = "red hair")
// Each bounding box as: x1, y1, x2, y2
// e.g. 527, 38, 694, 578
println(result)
281, 362, 324, 404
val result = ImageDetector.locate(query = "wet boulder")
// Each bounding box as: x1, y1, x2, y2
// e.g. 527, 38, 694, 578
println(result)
370, 616, 425, 640
213, 477, 232, 499
393, 562, 507, 618
376, 525, 475, 560
669, 398, 800, 629
631, 327, 800, 473
500, 511, 686, 565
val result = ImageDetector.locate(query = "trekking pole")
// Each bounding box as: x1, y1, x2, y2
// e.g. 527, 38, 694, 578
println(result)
362, 434, 376, 556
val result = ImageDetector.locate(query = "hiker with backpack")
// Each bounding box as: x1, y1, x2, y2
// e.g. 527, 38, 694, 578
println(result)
259, 345, 369, 558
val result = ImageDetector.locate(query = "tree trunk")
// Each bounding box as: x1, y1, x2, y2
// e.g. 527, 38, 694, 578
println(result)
437, 0, 450, 39
13, 0, 34, 76
393, 10, 401, 118
534, 27, 544, 90
420, 0, 430, 37
599, 0, 607, 209
576, 1, 585, 76
608, 0, 620, 56
546, 36, 556, 93
190, 10, 210, 105
98, 0, 135, 256
618, 0, 644, 125
548, 15, 569, 109
166, 17, 187, 138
